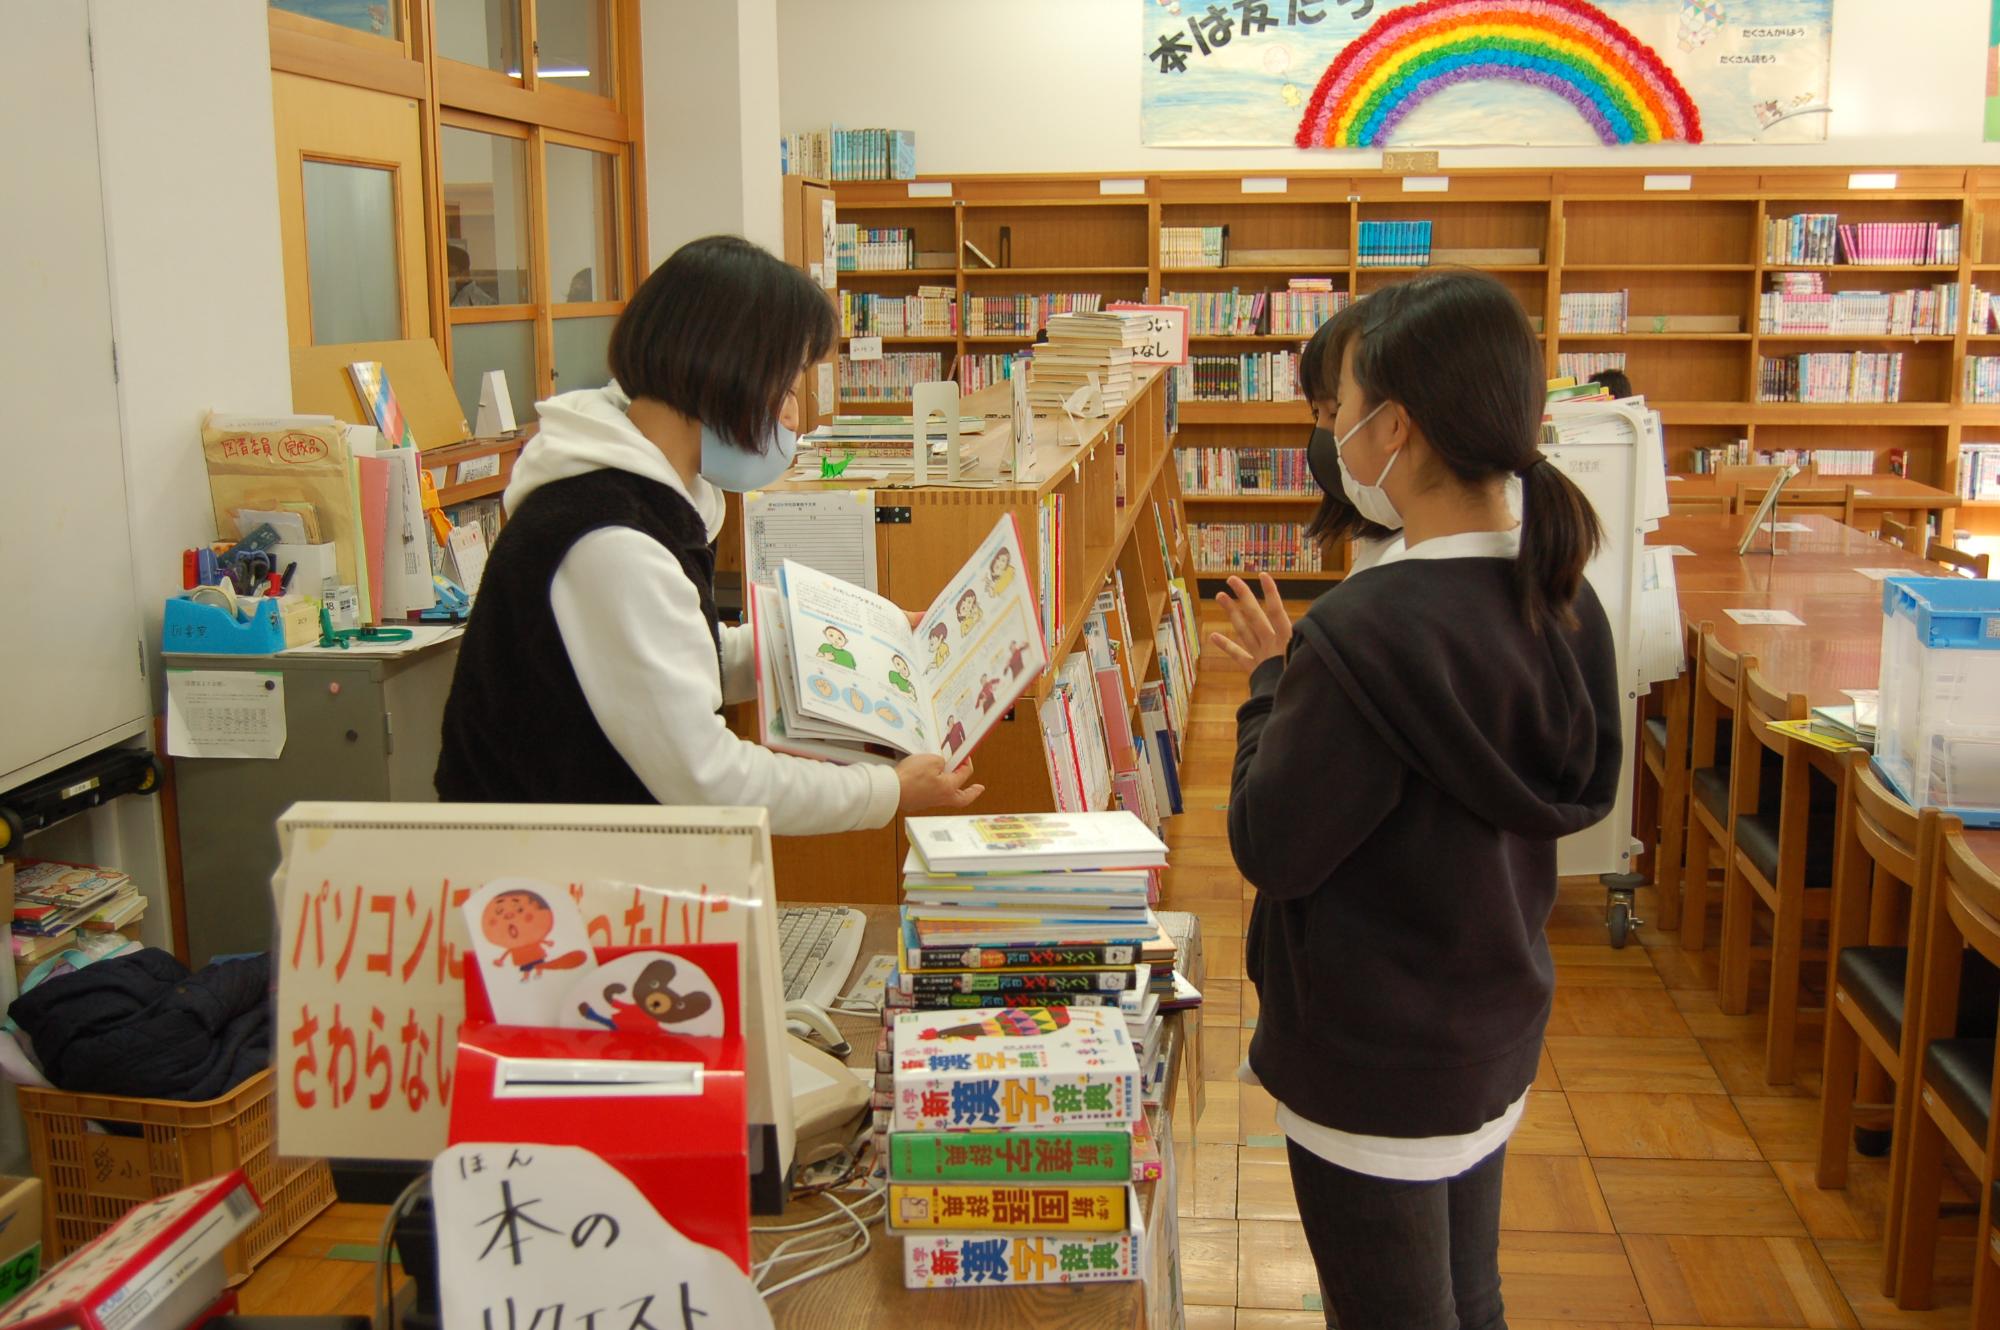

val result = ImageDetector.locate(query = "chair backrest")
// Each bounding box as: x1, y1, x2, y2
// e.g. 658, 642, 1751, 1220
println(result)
1928, 540, 1991, 580
1734, 663, 1808, 792
1832, 749, 1942, 1003
1845, 748, 1928, 886
1941, 825, 2000, 973
1690, 622, 1746, 771
1878, 516, 1923, 556
1668, 494, 1732, 516
1732, 483, 1857, 525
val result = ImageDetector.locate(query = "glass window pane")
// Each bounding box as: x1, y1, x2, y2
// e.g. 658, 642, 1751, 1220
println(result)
302, 160, 401, 344
553, 315, 617, 394
535, 0, 610, 97
270, 0, 399, 40
436, 0, 521, 76
546, 144, 621, 303
441, 128, 531, 306
452, 320, 539, 425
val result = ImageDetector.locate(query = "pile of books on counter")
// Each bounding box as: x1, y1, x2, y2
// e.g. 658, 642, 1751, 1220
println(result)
10, 859, 146, 984
874, 811, 1203, 1289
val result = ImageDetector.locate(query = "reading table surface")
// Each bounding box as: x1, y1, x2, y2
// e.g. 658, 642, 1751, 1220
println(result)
763, 905, 1190, 1329
1650, 511, 2000, 880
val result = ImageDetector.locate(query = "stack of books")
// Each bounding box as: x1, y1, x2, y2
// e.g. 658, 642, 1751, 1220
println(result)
1029, 312, 1149, 416
888, 1006, 1147, 1289
11, 859, 146, 982
1960, 442, 2000, 499
1268, 279, 1348, 336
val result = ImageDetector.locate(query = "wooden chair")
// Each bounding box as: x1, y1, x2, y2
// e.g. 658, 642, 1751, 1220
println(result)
1667, 493, 1732, 517
1817, 750, 1942, 1296
1717, 663, 1838, 1084
1878, 516, 1925, 556
1733, 482, 1860, 526
1681, 623, 1747, 953
1929, 540, 1992, 580
1636, 621, 1699, 931
1892, 824, 2000, 1318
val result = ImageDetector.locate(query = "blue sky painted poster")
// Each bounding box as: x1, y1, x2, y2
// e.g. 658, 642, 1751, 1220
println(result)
1141, 0, 1831, 147
1987, 0, 2000, 141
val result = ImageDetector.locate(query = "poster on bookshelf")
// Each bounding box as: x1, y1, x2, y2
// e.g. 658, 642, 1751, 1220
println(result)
1989, 0, 2000, 141
1139, 0, 1831, 147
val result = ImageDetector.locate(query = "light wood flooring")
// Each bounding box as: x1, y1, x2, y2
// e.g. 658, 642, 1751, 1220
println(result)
238, 608, 1983, 1327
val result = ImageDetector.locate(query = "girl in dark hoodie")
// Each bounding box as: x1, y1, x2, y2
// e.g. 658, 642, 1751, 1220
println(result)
1211, 270, 1623, 1330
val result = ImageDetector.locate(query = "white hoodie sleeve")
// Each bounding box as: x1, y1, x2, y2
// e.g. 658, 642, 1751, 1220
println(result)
718, 622, 757, 707
549, 527, 901, 834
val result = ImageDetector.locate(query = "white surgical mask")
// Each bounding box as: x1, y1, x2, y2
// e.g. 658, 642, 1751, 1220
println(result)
1331, 402, 1402, 530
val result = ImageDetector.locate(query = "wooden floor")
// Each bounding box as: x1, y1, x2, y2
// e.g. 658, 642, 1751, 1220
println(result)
239, 606, 1983, 1327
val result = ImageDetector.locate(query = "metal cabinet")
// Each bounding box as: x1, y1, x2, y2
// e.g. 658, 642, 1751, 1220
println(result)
169, 636, 459, 964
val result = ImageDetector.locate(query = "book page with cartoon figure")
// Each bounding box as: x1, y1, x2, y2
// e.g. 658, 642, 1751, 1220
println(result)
778, 560, 937, 754
913, 515, 1048, 765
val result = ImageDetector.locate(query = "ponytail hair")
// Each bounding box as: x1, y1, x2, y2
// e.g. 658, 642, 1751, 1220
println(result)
1516, 456, 1602, 631
1325, 270, 1601, 631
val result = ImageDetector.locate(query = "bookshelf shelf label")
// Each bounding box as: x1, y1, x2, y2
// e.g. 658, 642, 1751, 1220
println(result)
1100, 178, 1146, 196
850, 335, 884, 362
1848, 172, 1898, 191
1643, 174, 1693, 192
1240, 177, 1289, 194
1402, 176, 1450, 193
907, 181, 952, 198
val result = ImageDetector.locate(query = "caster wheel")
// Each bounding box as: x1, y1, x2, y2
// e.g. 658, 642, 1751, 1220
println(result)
0, 806, 22, 855
135, 754, 164, 796
1608, 901, 1632, 949
1855, 1126, 1893, 1158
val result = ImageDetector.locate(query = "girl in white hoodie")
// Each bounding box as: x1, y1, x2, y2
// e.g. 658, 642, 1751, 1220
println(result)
435, 235, 980, 829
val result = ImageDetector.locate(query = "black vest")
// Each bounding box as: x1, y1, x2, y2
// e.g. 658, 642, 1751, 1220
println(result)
434, 468, 721, 804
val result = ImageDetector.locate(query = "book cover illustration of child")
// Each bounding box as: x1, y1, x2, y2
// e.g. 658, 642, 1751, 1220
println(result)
954, 589, 983, 638
888, 653, 917, 698
1003, 640, 1032, 679
974, 675, 1001, 713
983, 546, 1016, 598
816, 625, 856, 669
972, 815, 1081, 853
942, 714, 967, 755
461, 879, 600, 1027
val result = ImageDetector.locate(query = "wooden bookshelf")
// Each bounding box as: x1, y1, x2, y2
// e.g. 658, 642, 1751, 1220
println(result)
746, 368, 1196, 905
833, 166, 2000, 541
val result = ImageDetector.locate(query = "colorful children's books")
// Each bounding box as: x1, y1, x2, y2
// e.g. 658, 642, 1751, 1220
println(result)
346, 361, 417, 450
890, 1005, 1141, 1132
753, 515, 1047, 764
904, 811, 1168, 874
889, 1182, 1128, 1232
889, 1129, 1133, 1183
900, 1201, 1143, 1289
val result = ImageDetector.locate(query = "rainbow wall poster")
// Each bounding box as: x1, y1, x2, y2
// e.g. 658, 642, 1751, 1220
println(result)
1296, 1, 1702, 147
1140, 0, 1831, 147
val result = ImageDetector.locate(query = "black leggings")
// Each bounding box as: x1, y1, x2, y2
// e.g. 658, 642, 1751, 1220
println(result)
1284, 1139, 1508, 1330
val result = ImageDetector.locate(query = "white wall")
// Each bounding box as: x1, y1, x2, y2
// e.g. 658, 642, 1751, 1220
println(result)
778, 0, 2000, 172
642, 0, 782, 266
91, 0, 293, 682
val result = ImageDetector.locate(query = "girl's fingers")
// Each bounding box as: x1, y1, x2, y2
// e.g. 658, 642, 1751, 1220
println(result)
1207, 631, 1256, 668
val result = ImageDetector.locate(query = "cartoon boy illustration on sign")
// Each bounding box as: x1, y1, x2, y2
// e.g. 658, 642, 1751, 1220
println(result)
481, 888, 589, 977
817, 625, 856, 669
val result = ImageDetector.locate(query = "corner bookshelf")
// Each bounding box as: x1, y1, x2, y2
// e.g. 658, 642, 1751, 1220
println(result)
833, 165, 2000, 582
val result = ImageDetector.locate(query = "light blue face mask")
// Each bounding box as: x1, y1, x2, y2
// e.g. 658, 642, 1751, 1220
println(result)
698, 416, 799, 493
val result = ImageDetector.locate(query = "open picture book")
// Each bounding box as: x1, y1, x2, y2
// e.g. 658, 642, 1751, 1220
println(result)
752, 514, 1048, 765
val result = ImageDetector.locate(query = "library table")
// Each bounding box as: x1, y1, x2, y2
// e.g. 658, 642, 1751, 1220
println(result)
762, 905, 1194, 1329
1667, 474, 1959, 534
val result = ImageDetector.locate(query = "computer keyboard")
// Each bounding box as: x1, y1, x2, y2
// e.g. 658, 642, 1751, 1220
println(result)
778, 906, 867, 1009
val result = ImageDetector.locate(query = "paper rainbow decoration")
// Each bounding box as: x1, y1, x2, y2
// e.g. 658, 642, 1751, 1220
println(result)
1295, 0, 1703, 148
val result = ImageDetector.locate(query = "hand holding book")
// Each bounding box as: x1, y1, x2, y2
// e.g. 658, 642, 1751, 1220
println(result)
897, 754, 986, 812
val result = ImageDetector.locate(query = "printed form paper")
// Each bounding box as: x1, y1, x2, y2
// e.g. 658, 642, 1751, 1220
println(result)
742, 490, 877, 591
165, 669, 287, 759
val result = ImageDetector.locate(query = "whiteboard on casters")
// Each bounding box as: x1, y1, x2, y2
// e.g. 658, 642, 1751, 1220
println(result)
0, 7, 150, 789
1541, 398, 1667, 878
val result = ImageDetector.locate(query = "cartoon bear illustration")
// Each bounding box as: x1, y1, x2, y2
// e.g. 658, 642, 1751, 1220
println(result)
577, 957, 713, 1034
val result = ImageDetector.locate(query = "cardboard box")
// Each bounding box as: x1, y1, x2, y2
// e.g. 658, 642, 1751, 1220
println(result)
0, 1175, 46, 1307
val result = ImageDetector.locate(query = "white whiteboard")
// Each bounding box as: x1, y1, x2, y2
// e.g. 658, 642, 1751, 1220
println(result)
1542, 400, 1665, 878
0, 7, 149, 788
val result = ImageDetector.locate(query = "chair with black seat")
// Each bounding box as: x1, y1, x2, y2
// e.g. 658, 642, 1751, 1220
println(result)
1878, 516, 1924, 557
1817, 750, 1944, 1295
1716, 663, 1837, 1085
1893, 822, 2000, 1320
1636, 620, 1700, 932
1680, 622, 1746, 954
1928, 539, 1992, 580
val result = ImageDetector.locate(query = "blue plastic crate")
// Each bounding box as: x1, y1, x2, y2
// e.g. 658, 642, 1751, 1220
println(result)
1880, 576, 2000, 650
1877, 576, 2000, 827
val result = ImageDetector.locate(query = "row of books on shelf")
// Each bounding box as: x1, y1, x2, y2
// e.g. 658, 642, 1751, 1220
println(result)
1162, 280, 1349, 337
1757, 352, 1904, 404
1558, 291, 1628, 334
1686, 444, 1888, 477
966, 292, 1103, 337
1357, 220, 1432, 267
1159, 226, 1227, 268
1960, 443, 2000, 499
840, 352, 945, 402
781, 126, 916, 181
841, 287, 958, 337
1178, 446, 1314, 496
959, 352, 1023, 393
835, 224, 918, 273
9, 859, 147, 985
1763, 215, 1961, 266
1758, 285, 1960, 335
1173, 352, 1303, 403
1191, 521, 1323, 573
1966, 357, 2000, 405
1555, 352, 1627, 381
881, 809, 1199, 1288
1973, 288, 2000, 334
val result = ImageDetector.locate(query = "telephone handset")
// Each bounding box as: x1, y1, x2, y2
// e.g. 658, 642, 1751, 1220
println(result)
786, 1022, 870, 1171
